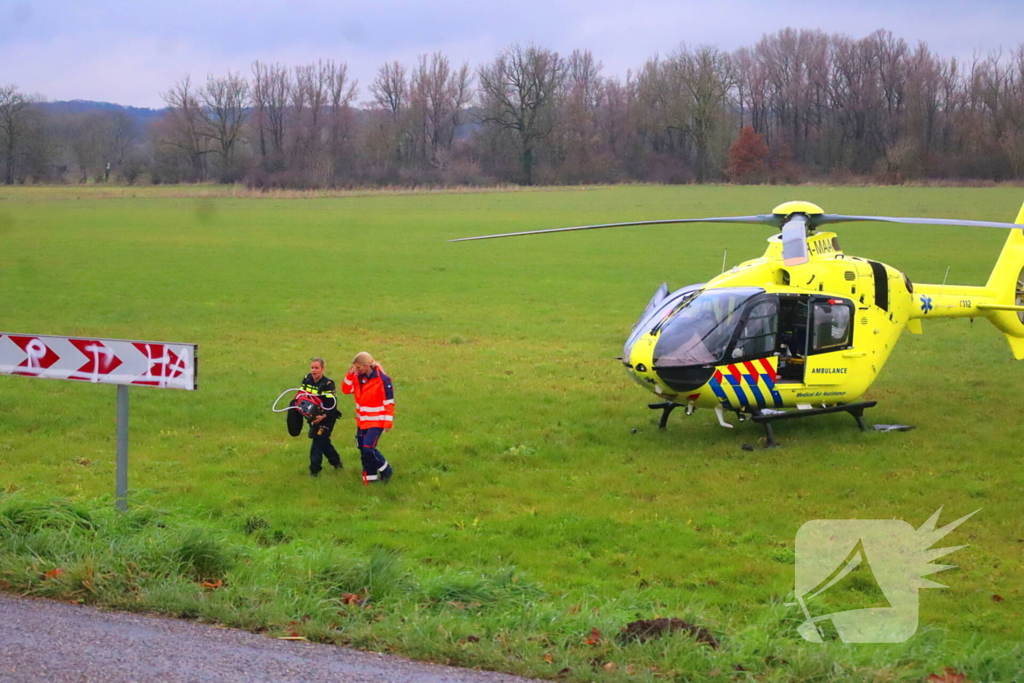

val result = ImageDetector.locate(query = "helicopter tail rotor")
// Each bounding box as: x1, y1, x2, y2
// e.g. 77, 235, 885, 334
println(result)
974, 210, 1024, 358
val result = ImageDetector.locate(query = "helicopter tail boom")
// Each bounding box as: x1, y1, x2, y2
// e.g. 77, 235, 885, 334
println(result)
907, 202, 1024, 359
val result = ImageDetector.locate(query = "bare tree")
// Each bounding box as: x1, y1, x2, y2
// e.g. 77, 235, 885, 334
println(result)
251, 61, 291, 170
326, 61, 359, 180
297, 62, 330, 162
68, 112, 108, 182
552, 49, 606, 180
200, 72, 249, 182
0, 85, 32, 184
595, 74, 634, 163
410, 52, 473, 169
370, 61, 408, 118
664, 45, 736, 181
477, 44, 567, 184
107, 109, 137, 171
160, 76, 209, 181
368, 61, 410, 163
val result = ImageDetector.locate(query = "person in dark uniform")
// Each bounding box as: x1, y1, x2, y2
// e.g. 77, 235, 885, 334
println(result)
302, 357, 343, 476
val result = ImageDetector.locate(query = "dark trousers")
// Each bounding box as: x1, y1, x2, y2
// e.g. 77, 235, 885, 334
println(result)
309, 419, 342, 474
356, 427, 392, 482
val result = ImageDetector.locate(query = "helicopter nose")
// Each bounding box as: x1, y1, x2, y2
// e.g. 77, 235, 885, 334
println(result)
624, 333, 663, 392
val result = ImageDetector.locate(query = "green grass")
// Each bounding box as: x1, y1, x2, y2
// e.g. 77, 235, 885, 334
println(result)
1, 184, 1023, 681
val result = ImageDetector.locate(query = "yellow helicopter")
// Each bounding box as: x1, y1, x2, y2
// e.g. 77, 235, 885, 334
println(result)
453, 201, 1024, 444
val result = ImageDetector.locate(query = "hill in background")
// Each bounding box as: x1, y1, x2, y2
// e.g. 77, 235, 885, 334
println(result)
36, 100, 166, 127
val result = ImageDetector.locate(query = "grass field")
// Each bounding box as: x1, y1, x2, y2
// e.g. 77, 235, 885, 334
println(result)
1, 185, 1022, 681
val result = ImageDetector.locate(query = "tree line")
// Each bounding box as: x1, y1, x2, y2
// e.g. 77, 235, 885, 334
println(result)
4, 28, 1024, 187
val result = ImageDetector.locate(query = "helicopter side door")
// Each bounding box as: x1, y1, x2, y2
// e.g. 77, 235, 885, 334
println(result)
802, 296, 856, 387
777, 295, 810, 383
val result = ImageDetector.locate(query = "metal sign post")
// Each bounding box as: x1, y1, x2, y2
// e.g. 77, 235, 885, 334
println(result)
117, 384, 129, 511
0, 333, 198, 510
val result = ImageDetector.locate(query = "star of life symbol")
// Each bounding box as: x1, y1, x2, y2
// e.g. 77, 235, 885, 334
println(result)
920, 295, 934, 314
792, 508, 977, 643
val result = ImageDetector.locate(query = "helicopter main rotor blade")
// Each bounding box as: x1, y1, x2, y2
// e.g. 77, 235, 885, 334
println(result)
449, 215, 778, 242
817, 214, 1024, 230
781, 216, 810, 266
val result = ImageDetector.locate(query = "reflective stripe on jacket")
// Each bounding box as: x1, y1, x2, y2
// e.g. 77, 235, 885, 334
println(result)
342, 367, 395, 429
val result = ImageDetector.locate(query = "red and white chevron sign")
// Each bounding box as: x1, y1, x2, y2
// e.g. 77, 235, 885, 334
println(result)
0, 333, 197, 390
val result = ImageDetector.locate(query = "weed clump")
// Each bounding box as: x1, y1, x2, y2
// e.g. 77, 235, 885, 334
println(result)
243, 516, 290, 547
0, 498, 95, 534
310, 546, 413, 600
243, 516, 269, 535
424, 566, 542, 606
172, 528, 235, 580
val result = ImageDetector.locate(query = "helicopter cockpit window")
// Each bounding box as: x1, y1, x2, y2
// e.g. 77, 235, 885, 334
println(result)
653, 288, 763, 366
810, 301, 853, 352
623, 283, 703, 357
636, 283, 669, 328
729, 297, 778, 360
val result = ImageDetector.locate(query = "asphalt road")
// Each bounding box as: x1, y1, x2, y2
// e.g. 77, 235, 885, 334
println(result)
0, 593, 540, 683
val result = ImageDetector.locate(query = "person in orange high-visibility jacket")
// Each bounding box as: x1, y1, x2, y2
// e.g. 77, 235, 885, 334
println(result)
342, 351, 394, 484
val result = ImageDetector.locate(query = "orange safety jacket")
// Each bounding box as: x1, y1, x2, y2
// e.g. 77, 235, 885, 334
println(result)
342, 367, 395, 429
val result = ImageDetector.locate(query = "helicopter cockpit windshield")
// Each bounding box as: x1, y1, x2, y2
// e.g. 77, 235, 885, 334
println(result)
653, 288, 764, 366
624, 283, 704, 358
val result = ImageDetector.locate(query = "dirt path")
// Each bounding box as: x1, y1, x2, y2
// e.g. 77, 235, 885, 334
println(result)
0, 592, 541, 683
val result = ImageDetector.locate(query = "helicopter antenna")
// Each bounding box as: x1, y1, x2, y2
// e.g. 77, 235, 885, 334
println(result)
942, 265, 951, 285
721, 249, 728, 274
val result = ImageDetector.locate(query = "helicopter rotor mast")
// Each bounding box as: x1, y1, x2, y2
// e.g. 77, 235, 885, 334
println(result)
780, 214, 811, 266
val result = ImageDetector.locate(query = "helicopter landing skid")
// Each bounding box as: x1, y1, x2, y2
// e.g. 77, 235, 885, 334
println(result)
751, 401, 877, 447
648, 401, 681, 429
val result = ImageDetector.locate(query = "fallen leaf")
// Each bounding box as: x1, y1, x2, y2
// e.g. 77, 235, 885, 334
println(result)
626, 663, 636, 675
543, 653, 553, 664
584, 626, 602, 646
556, 667, 572, 677
341, 593, 361, 605
43, 568, 65, 580
992, 594, 1004, 602
448, 601, 466, 610
604, 662, 617, 671
1, 580, 10, 589
926, 668, 970, 683
200, 579, 223, 590
466, 634, 480, 643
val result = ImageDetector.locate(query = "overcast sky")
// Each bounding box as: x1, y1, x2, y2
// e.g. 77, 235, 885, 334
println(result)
3, 0, 1021, 109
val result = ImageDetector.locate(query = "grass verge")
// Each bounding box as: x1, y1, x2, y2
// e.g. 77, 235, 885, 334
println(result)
2, 494, 1020, 682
